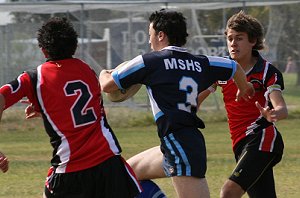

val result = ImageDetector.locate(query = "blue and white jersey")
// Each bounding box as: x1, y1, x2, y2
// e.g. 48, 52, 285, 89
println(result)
112, 46, 236, 137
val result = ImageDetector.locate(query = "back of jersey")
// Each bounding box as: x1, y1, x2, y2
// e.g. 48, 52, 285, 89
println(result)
113, 47, 236, 136
36, 58, 121, 173
142, 49, 214, 135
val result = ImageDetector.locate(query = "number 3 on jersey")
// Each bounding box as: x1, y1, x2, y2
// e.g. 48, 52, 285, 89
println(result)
178, 76, 198, 113
64, 80, 97, 127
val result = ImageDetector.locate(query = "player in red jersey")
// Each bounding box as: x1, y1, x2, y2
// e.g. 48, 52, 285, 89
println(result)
221, 10, 288, 198
197, 11, 288, 198
0, 17, 141, 198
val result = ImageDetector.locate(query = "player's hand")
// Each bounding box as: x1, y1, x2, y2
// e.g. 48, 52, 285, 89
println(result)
235, 82, 255, 102
20, 100, 41, 119
0, 152, 9, 173
255, 101, 278, 122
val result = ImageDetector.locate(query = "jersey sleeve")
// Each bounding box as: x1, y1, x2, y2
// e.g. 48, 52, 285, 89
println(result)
0, 72, 34, 110
111, 55, 147, 89
264, 64, 284, 96
207, 56, 237, 82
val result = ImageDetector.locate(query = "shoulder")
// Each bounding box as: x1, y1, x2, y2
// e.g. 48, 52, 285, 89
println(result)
207, 56, 236, 68
24, 68, 38, 77
143, 50, 170, 60
266, 62, 283, 75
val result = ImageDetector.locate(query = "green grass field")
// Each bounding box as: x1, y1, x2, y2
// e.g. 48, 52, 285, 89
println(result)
0, 73, 299, 197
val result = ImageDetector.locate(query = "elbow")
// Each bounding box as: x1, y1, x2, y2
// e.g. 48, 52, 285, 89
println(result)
282, 108, 289, 120
278, 107, 288, 121
99, 80, 109, 93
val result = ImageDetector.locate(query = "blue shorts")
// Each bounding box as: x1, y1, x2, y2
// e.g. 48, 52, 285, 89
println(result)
160, 127, 207, 178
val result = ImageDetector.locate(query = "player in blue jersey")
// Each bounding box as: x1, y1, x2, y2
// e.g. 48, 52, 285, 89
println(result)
101, 9, 254, 198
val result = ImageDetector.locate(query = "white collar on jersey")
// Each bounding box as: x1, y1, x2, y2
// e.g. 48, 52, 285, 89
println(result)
162, 46, 188, 53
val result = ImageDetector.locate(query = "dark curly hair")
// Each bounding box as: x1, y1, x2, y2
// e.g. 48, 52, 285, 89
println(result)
149, 9, 189, 47
37, 17, 78, 60
224, 10, 265, 50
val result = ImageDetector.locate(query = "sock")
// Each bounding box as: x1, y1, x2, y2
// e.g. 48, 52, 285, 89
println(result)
135, 180, 167, 198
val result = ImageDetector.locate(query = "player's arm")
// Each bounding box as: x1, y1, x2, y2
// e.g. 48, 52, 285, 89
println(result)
99, 69, 119, 93
255, 90, 288, 122
19, 100, 41, 119
233, 64, 255, 101
197, 83, 217, 110
127, 146, 165, 180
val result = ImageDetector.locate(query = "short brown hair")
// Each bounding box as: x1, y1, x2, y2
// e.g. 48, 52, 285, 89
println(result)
224, 10, 265, 50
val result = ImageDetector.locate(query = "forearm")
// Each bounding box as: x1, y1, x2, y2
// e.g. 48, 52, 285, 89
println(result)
255, 90, 288, 122
233, 64, 254, 101
273, 105, 288, 121
270, 91, 288, 121
197, 84, 217, 110
233, 64, 248, 91
99, 70, 118, 93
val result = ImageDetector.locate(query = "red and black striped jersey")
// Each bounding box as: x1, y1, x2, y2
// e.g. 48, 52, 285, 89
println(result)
218, 51, 284, 150
0, 58, 122, 173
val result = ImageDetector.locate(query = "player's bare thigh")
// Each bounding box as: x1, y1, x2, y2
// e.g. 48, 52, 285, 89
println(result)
127, 146, 165, 180
172, 176, 210, 198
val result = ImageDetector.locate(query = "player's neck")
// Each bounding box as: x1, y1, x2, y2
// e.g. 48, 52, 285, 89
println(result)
238, 55, 257, 73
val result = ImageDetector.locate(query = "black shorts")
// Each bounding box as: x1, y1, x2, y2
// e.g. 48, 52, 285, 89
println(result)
160, 127, 207, 178
229, 130, 284, 197
44, 155, 142, 198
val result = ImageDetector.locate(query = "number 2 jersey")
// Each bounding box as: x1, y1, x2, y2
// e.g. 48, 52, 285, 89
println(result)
0, 58, 122, 173
112, 46, 237, 137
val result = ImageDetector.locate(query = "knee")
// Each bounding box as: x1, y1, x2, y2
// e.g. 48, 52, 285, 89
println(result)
220, 185, 231, 198
220, 180, 244, 198
220, 184, 229, 198
127, 158, 142, 178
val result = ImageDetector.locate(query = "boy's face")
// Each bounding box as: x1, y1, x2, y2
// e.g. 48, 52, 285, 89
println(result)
148, 23, 160, 51
226, 29, 256, 62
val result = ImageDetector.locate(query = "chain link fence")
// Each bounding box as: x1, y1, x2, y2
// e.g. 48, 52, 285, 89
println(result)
0, 1, 299, 109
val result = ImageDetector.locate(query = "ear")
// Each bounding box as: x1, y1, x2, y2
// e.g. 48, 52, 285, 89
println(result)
157, 31, 166, 42
41, 48, 49, 58
250, 38, 257, 47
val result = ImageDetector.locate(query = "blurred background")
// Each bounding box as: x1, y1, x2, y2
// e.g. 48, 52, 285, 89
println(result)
0, 0, 299, 110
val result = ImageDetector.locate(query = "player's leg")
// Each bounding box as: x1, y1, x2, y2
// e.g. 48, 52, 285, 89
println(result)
220, 180, 244, 198
127, 146, 167, 198
172, 176, 210, 198
127, 145, 165, 180
246, 168, 276, 198
220, 150, 279, 198
103, 155, 142, 198
161, 129, 209, 198
135, 180, 167, 198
